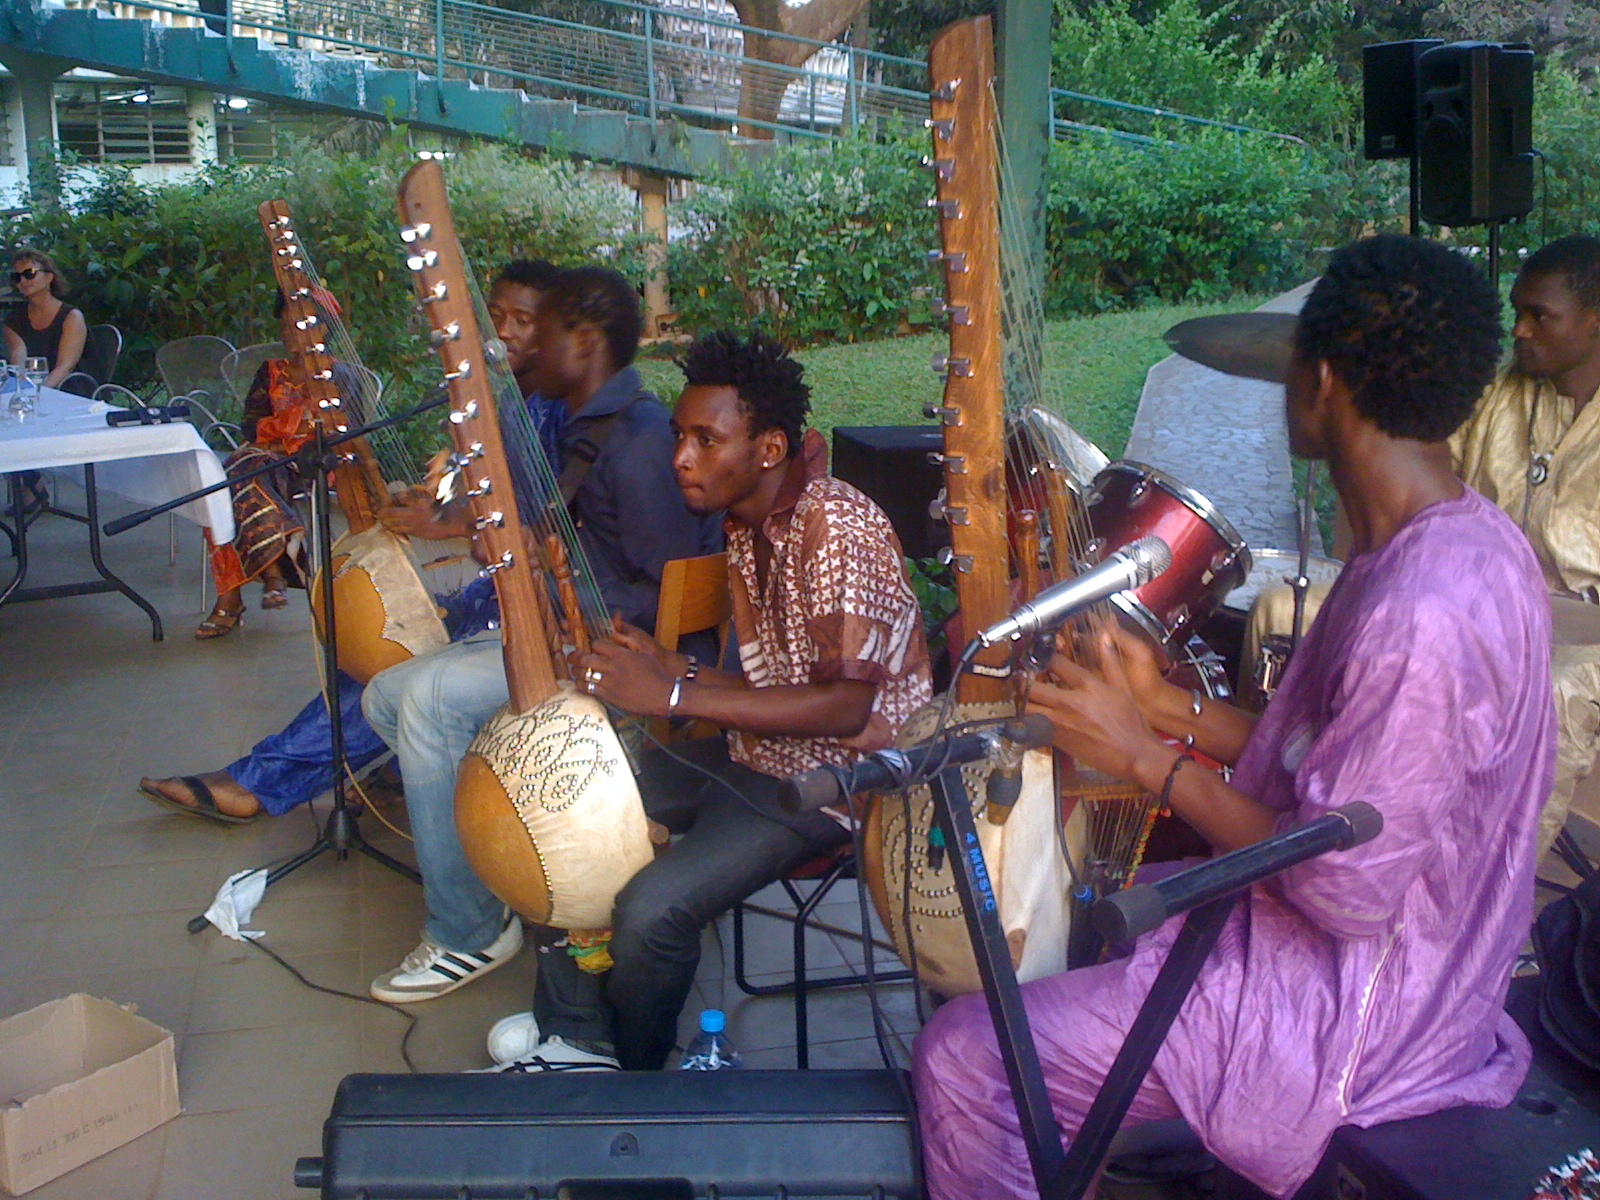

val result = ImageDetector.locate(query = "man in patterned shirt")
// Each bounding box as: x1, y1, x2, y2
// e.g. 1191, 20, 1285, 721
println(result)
484, 330, 933, 1073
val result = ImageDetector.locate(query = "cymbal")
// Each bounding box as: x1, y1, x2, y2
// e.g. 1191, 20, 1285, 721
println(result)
1163, 313, 1298, 384
1552, 594, 1600, 646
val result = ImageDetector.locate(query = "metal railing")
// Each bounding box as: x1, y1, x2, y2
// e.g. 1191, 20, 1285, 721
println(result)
85, 0, 931, 139
73, 0, 1313, 153
1051, 87, 1308, 154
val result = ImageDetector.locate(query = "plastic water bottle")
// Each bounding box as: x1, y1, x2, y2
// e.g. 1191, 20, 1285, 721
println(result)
680, 1009, 741, 1070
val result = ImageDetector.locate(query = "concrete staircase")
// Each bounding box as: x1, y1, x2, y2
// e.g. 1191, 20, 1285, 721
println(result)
1, 0, 774, 177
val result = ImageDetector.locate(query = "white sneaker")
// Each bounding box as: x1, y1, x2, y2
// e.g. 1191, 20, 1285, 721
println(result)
487, 1010, 541, 1064
482, 1035, 621, 1074
369, 916, 523, 1004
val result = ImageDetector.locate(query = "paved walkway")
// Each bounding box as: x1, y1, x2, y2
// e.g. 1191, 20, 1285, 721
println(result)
0, 481, 912, 1200
1124, 282, 1319, 555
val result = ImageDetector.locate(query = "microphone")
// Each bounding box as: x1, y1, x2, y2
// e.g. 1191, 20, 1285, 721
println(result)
975, 535, 1173, 648
780, 713, 1054, 815
107, 403, 190, 427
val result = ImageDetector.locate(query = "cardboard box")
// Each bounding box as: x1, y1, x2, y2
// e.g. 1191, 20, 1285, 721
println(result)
0, 994, 180, 1196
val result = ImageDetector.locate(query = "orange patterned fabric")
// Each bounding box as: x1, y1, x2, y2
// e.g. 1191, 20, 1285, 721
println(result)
724, 429, 933, 781
251, 359, 314, 454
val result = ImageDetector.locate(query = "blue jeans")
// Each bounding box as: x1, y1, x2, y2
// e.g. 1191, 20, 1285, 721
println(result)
362, 634, 510, 953
226, 671, 390, 817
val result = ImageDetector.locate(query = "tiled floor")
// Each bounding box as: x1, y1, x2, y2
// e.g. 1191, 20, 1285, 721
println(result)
1, 475, 919, 1200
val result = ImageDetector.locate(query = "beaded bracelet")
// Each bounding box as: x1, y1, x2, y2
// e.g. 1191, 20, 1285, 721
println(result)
1159, 752, 1192, 810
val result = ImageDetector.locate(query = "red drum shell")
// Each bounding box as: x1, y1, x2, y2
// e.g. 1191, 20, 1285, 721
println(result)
1086, 461, 1251, 656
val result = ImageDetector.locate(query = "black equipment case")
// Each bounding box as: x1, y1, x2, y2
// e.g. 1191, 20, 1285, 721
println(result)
294, 1069, 920, 1199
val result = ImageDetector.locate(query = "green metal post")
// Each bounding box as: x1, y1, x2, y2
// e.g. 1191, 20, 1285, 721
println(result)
645, 8, 657, 121
995, 0, 1051, 410
846, 46, 858, 130
435, 0, 447, 114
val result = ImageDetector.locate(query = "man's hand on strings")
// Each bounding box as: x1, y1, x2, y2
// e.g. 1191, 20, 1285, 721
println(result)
607, 614, 712, 679
1029, 640, 1170, 789
575, 635, 677, 717
379, 488, 470, 541
1082, 621, 1172, 727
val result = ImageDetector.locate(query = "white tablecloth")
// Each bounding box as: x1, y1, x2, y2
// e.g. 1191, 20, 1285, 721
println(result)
0, 386, 235, 540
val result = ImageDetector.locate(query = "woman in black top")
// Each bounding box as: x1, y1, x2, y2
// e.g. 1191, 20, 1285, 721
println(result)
4, 249, 87, 389
4, 250, 87, 512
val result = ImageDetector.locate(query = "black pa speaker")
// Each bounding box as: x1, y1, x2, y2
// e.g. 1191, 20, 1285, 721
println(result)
1417, 41, 1535, 226
1363, 40, 1442, 160
294, 1070, 921, 1199
831, 426, 949, 563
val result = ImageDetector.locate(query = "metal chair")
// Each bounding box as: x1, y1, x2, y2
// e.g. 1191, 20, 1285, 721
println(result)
156, 335, 236, 421
59, 324, 124, 397
221, 342, 287, 409
652, 553, 915, 1068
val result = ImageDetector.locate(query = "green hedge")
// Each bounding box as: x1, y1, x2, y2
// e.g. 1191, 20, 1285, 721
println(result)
667, 131, 941, 345
1045, 131, 1319, 311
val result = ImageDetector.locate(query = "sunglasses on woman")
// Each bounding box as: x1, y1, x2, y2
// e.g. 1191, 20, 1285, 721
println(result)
10, 268, 45, 283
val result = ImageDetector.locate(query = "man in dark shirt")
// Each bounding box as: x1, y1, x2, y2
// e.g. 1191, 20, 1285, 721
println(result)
361, 267, 720, 1003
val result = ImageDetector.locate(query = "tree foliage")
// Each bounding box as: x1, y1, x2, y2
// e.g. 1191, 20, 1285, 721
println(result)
667, 129, 939, 343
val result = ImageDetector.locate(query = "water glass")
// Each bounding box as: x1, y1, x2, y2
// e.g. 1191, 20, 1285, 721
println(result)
21, 356, 47, 414
4, 365, 25, 422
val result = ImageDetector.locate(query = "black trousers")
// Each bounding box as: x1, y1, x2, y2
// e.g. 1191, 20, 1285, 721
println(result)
532, 737, 850, 1070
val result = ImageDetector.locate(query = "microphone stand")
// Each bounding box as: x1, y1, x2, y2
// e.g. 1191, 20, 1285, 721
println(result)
101, 395, 450, 936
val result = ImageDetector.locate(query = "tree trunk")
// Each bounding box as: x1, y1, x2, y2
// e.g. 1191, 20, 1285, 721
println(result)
730, 0, 872, 138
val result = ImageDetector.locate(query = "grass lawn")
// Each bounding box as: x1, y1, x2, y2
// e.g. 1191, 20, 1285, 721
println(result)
636, 296, 1259, 458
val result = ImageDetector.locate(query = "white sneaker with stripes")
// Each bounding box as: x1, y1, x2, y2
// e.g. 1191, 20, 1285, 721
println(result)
369, 916, 523, 1004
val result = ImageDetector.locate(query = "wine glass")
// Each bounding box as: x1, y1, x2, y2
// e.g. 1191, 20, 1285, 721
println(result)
21, 356, 47, 414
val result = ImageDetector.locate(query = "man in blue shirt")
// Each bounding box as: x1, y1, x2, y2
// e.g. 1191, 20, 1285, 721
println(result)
361, 266, 721, 1003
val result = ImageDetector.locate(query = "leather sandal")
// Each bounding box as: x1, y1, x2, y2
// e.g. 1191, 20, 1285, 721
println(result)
195, 602, 244, 639
260, 586, 289, 611
139, 775, 264, 825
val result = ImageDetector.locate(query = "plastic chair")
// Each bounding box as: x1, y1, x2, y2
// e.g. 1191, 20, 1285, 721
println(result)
156, 335, 235, 420
221, 342, 287, 408
651, 553, 915, 1068
59, 324, 124, 397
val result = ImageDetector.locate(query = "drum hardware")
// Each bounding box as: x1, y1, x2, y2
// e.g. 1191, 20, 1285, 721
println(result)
1088, 461, 1252, 660
1162, 311, 1298, 384
1290, 461, 1320, 653
1256, 634, 1295, 701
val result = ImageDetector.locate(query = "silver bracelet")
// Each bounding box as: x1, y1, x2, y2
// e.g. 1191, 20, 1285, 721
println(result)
1190, 688, 1204, 717
667, 676, 685, 715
